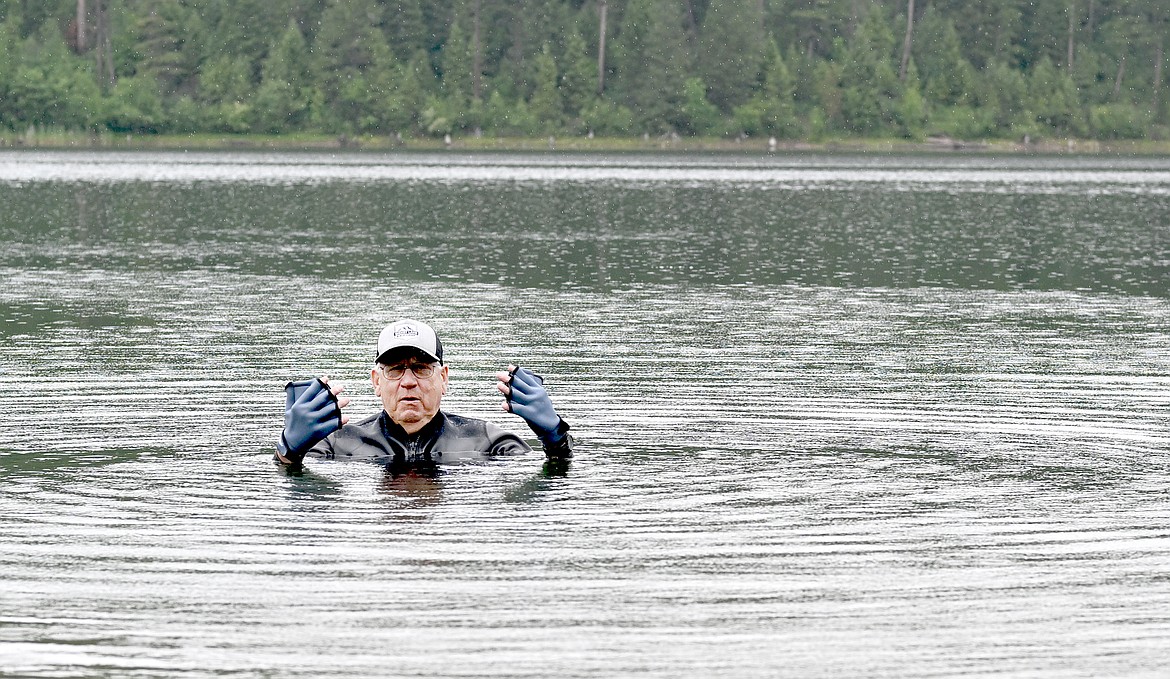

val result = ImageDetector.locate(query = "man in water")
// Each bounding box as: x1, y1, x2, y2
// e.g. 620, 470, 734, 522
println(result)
275, 318, 572, 471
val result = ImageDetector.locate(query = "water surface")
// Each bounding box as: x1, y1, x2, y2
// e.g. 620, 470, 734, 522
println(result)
2, 151, 1170, 677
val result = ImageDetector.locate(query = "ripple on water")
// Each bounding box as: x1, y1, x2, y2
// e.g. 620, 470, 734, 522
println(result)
3, 155, 1170, 676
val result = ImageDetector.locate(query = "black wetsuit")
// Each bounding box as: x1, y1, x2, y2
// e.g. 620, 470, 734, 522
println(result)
283, 410, 571, 468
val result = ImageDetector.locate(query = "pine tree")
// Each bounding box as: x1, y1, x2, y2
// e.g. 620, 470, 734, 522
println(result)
196, 53, 253, 132
383, 0, 429, 61
5, 0, 1170, 141
812, 58, 843, 129
491, 0, 572, 103
204, 0, 290, 74
528, 43, 562, 133
680, 76, 721, 134
558, 27, 596, 123
0, 17, 15, 126
611, 0, 691, 133
698, 0, 767, 111
914, 7, 976, 107
929, 0, 1025, 68
312, 0, 399, 132
101, 74, 165, 132
894, 65, 928, 138
780, 0, 857, 58
1028, 56, 1082, 133
254, 19, 313, 133
440, 19, 472, 108
1098, 12, 1150, 104
981, 59, 1029, 134
131, 0, 201, 95
837, 7, 902, 134
9, 22, 103, 130
732, 37, 799, 137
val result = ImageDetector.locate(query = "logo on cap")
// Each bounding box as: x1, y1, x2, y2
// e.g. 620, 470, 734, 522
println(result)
394, 324, 419, 338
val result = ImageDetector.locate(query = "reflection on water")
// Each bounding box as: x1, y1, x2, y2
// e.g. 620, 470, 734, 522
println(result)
1, 152, 1170, 677
1, 152, 1169, 294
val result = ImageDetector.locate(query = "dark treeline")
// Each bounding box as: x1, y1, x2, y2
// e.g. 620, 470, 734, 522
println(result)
1, 0, 1168, 141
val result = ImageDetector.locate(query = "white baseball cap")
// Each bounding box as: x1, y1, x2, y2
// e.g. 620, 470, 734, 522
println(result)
376, 319, 444, 365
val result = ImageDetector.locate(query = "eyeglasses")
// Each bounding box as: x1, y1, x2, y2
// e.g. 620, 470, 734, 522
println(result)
378, 362, 439, 380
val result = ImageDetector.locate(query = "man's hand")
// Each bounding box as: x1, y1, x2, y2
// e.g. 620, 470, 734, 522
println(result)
278, 377, 350, 461
496, 365, 567, 444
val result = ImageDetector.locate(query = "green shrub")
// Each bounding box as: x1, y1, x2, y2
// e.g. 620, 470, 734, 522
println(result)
100, 76, 164, 133
927, 105, 994, 139
580, 98, 635, 137
1089, 104, 1152, 140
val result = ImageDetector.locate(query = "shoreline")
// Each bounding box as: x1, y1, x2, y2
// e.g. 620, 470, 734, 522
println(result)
3, 130, 1170, 155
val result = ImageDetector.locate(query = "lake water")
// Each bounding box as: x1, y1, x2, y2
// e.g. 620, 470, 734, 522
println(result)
2, 151, 1170, 677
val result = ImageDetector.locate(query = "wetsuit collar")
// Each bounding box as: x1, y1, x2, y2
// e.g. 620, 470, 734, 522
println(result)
378, 409, 446, 445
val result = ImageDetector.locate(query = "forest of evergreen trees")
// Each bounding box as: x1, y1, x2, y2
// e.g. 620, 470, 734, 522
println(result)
1, 0, 1168, 142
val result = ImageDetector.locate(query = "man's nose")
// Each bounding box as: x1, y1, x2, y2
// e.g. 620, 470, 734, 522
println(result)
398, 368, 420, 386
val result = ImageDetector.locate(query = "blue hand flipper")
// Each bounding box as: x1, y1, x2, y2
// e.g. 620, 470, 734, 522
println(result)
508, 367, 568, 444
279, 378, 342, 457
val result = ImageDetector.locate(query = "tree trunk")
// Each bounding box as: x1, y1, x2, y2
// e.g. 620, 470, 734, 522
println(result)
76, 0, 86, 52
899, 0, 915, 81
683, 0, 697, 36
1155, 38, 1165, 115
95, 0, 115, 90
471, 0, 482, 101
597, 0, 607, 94
682, 0, 699, 54
1066, 3, 1075, 72
1113, 52, 1126, 100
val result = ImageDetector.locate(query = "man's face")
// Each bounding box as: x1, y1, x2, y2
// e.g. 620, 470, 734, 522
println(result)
371, 351, 449, 434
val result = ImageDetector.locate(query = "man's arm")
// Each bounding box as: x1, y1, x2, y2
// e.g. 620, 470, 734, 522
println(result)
276, 377, 349, 465
496, 365, 573, 459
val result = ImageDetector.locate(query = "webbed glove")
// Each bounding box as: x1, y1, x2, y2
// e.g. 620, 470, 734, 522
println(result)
508, 367, 569, 445
279, 378, 342, 457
